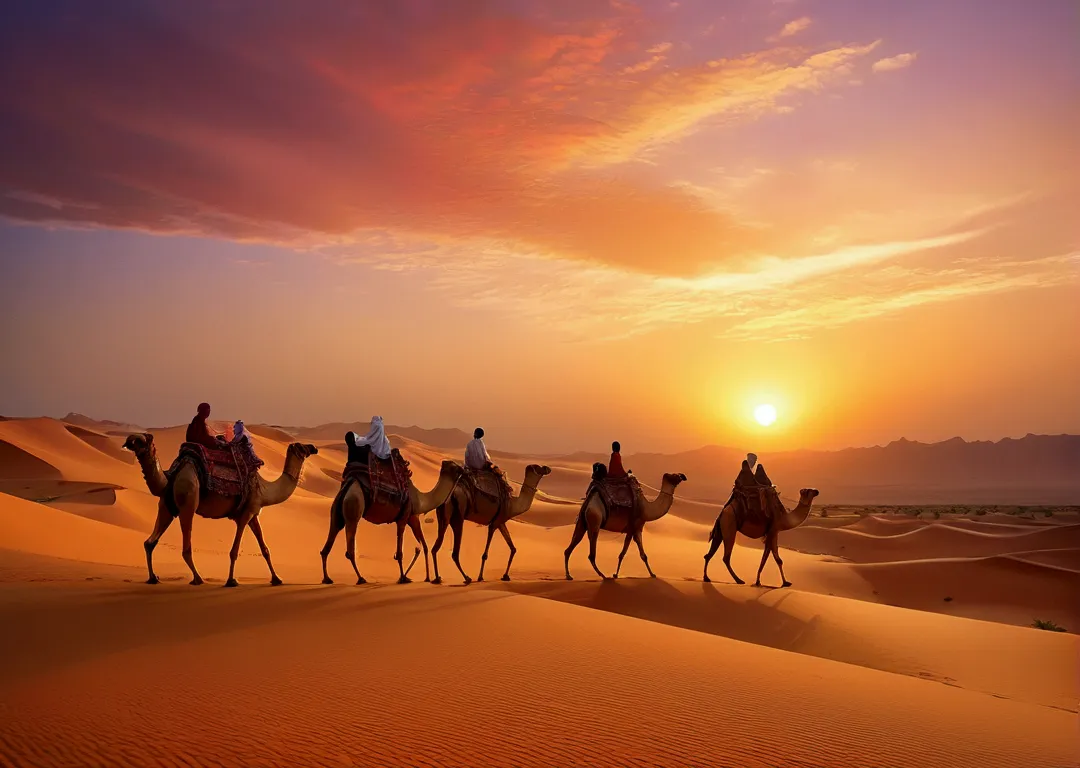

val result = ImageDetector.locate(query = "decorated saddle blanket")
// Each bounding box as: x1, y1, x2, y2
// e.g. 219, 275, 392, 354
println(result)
588, 474, 642, 514
728, 484, 783, 533
166, 441, 264, 500
340, 448, 413, 506
462, 466, 513, 506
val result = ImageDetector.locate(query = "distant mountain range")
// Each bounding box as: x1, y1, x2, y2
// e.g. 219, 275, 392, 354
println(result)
40, 414, 1080, 505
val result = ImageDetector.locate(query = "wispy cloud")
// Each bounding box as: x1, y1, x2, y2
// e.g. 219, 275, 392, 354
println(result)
770, 16, 812, 42
872, 52, 918, 73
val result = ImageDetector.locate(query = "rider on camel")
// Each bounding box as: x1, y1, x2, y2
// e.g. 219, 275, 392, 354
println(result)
346, 416, 392, 464
186, 403, 226, 451
464, 427, 492, 471
608, 441, 629, 479
231, 419, 260, 462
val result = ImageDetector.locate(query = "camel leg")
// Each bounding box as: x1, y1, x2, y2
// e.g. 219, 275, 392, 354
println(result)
633, 530, 656, 578
720, 512, 745, 585
178, 506, 203, 586
395, 519, 411, 584
587, 522, 607, 580
613, 532, 634, 579
477, 523, 498, 582
770, 536, 791, 588
343, 515, 366, 585
143, 500, 174, 585
496, 522, 517, 581
431, 504, 449, 584
319, 513, 345, 585
224, 515, 249, 588
248, 516, 282, 586
406, 515, 430, 582
449, 510, 472, 584
703, 528, 722, 583
752, 537, 772, 587
563, 517, 587, 580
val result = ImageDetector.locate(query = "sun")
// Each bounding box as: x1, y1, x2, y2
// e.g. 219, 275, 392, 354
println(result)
754, 403, 777, 427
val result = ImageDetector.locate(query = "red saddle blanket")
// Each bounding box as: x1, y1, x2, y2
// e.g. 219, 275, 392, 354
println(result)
462, 467, 513, 504
166, 441, 264, 498
589, 475, 641, 513
341, 449, 413, 505
729, 484, 784, 533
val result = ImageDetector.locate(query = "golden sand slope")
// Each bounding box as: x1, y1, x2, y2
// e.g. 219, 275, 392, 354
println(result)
0, 576, 1075, 768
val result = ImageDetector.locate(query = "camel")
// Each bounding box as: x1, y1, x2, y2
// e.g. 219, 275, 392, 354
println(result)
703, 486, 820, 587
564, 471, 688, 580
319, 459, 465, 585
431, 464, 552, 584
122, 432, 319, 587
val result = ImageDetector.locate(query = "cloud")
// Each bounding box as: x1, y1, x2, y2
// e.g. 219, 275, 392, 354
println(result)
770, 16, 812, 41
0, 1, 880, 276
872, 52, 918, 73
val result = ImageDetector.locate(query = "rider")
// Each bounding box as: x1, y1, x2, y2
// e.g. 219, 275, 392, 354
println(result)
186, 403, 227, 450
230, 419, 259, 462
347, 415, 392, 463
607, 441, 628, 479
464, 427, 492, 471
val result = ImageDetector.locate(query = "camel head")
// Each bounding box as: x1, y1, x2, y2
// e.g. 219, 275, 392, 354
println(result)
286, 442, 319, 460
799, 488, 820, 503
122, 432, 155, 459
525, 464, 552, 484
663, 472, 688, 488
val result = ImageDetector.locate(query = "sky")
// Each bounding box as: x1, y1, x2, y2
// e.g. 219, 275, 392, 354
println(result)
1, 0, 1078, 455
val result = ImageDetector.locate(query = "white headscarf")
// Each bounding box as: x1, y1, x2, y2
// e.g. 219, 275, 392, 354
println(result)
351, 416, 391, 460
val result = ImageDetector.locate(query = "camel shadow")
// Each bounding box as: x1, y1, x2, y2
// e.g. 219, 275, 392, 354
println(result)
493, 577, 816, 654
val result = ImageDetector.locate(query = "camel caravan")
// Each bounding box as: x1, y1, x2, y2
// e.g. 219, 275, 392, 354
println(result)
123, 407, 818, 589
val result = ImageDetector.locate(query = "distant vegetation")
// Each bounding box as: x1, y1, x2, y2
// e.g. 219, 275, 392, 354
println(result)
1031, 619, 1066, 632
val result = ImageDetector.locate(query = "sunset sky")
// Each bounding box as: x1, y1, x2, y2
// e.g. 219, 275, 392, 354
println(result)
1, 0, 1077, 454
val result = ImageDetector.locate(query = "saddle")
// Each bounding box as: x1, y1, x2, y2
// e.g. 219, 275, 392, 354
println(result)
728, 464, 785, 534
587, 462, 641, 516
461, 466, 513, 512
340, 448, 413, 509
166, 441, 264, 503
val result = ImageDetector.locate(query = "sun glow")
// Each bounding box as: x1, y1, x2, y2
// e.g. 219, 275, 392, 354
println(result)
754, 403, 778, 427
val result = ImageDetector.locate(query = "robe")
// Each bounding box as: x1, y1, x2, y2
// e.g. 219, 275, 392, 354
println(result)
186, 415, 223, 451
607, 451, 627, 478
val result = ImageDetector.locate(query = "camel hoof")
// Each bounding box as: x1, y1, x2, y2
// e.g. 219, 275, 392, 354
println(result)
649, 573, 657, 579
322, 577, 334, 585
477, 577, 485, 583
703, 575, 711, 583
565, 575, 574, 581
424, 577, 431, 583
146, 576, 159, 585
398, 576, 412, 585
189, 577, 204, 586
753, 580, 762, 587
463, 577, 473, 585
432, 576, 443, 585
735, 578, 745, 585
612, 573, 619, 580
224, 578, 239, 588
782, 581, 792, 588
270, 577, 283, 586
356, 577, 367, 585
501, 574, 511, 582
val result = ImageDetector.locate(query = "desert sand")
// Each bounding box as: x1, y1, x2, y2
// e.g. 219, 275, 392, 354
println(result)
1, 416, 1077, 767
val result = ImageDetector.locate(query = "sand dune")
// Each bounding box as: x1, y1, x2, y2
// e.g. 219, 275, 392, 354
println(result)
0, 579, 1075, 768
781, 520, 1080, 563
1, 416, 1076, 767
